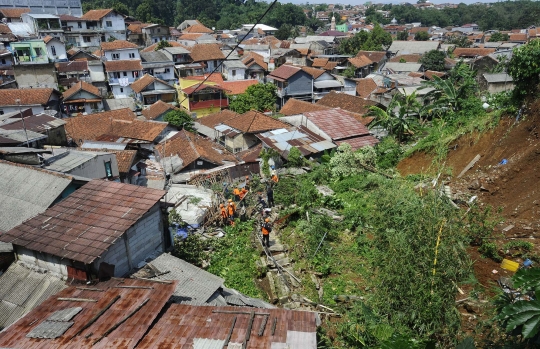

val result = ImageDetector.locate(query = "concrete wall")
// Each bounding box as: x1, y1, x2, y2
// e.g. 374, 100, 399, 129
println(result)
46, 40, 67, 61
96, 203, 164, 276
14, 63, 58, 89
111, 84, 133, 99
224, 133, 258, 153
487, 81, 514, 94
16, 246, 70, 279
224, 67, 246, 81
104, 48, 139, 61
287, 71, 313, 96
68, 153, 119, 179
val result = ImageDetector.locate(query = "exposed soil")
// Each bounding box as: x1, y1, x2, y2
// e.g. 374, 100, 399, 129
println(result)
398, 103, 540, 340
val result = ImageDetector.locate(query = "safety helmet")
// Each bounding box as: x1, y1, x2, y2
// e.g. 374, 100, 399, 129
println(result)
265, 218, 270, 222
271, 165, 275, 169
230, 202, 234, 205
228, 199, 232, 202
220, 203, 224, 208
246, 176, 249, 179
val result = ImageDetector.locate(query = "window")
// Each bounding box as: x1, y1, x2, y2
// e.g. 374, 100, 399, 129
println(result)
77, 21, 82, 28
104, 161, 113, 178
1, 59, 5, 64
112, 72, 120, 78
106, 20, 112, 27
120, 87, 124, 93
0, 109, 3, 115
157, 28, 161, 33
129, 52, 135, 58
35, 48, 42, 56
112, 53, 119, 60
83, 36, 91, 43
90, 102, 98, 109
214, 60, 218, 67
164, 68, 170, 73
234, 147, 242, 153
132, 71, 139, 78
51, 46, 56, 56
232, 69, 236, 77
123, 71, 127, 76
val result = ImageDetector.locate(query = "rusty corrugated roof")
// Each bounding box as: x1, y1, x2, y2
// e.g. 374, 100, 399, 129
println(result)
0, 278, 177, 349
136, 304, 318, 349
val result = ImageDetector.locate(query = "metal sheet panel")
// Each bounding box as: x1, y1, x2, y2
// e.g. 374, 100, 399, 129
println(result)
26, 321, 74, 339
47, 307, 82, 322
193, 338, 226, 349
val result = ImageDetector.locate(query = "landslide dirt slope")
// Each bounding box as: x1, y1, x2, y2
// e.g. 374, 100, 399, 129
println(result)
398, 105, 540, 223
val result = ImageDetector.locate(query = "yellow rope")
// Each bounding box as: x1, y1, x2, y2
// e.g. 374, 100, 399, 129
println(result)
432, 219, 446, 276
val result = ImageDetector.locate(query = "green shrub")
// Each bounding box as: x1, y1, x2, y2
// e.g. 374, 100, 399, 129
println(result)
479, 242, 502, 262
375, 136, 403, 169
287, 146, 304, 167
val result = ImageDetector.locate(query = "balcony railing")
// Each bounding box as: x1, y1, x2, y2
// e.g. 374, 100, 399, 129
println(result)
108, 76, 138, 84
189, 99, 229, 110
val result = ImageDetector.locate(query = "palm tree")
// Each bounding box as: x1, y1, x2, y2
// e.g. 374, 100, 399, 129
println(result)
367, 91, 420, 142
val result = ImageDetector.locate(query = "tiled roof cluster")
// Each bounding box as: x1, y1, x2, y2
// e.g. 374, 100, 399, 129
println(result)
63, 81, 101, 100
0, 88, 55, 107
317, 90, 376, 115
101, 40, 139, 51
189, 43, 225, 62
65, 108, 136, 144
103, 59, 143, 72
141, 100, 177, 120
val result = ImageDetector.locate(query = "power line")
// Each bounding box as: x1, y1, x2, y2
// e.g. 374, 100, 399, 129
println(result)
177, 0, 279, 108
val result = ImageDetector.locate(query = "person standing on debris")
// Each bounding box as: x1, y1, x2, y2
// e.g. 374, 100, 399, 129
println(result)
271, 173, 279, 184
245, 175, 250, 191
220, 203, 228, 225
266, 185, 274, 208
228, 199, 237, 217
233, 187, 241, 201
261, 218, 272, 248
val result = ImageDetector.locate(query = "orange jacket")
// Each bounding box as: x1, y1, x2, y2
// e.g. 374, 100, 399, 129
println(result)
262, 226, 270, 235
230, 202, 237, 212
221, 207, 227, 218
271, 174, 279, 183
239, 188, 248, 200
233, 188, 240, 196
228, 205, 235, 216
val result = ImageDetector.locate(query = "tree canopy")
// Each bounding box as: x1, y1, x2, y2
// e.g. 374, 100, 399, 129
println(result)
338, 23, 392, 55
508, 39, 540, 99
488, 32, 509, 42
228, 83, 277, 114
414, 31, 429, 41
419, 49, 446, 71
163, 109, 194, 130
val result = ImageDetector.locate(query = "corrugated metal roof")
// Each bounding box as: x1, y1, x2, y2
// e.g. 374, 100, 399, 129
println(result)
26, 321, 74, 339
44, 150, 102, 173
193, 338, 226, 349
0, 128, 47, 144
47, 307, 83, 322
80, 141, 127, 150
0, 262, 67, 330
313, 80, 342, 89
136, 304, 318, 349
483, 73, 513, 83
0, 161, 72, 233
0, 278, 177, 349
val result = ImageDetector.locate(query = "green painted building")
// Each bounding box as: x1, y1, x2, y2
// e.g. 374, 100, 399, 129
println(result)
11, 40, 49, 64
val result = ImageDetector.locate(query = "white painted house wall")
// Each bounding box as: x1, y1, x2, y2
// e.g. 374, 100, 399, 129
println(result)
104, 48, 140, 61
101, 12, 126, 41
46, 39, 67, 61
111, 84, 133, 99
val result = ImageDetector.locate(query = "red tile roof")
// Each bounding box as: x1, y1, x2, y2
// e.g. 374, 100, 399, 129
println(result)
43, 35, 54, 44
101, 40, 139, 51
141, 100, 177, 120
301, 66, 326, 79
452, 48, 496, 57
127, 22, 152, 34
424, 70, 446, 80
0, 8, 30, 18
279, 98, 330, 116
129, 73, 172, 94
65, 108, 136, 145
0, 88, 56, 107
183, 23, 213, 34
103, 59, 143, 72
236, 143, 262, 163
197, 109, 238, 128
221, 79, 258, 95
80, 9, 114, 21
224, 110, 289, 133
242, 51, 268, 71
0, 180, 166, 264
268, 64, 301, 81
160, 129, 237, 170
0, 278, 176, 349
178, 33, 204, 41
348, 55, 372, 68
304, 109, 378, 149
185, 72, 224, 84
136, 304, 317, 349
356, 77, 378, 99
141, 40, 188, 53
510, 33, 527, 41
63, 80, 101, 100
317, 91, 376, 115
355, 50, 387, 63
312, 58, 329, 68
109, 119, 168, 142
189, 43, 225, 62
56, 61, 88, 73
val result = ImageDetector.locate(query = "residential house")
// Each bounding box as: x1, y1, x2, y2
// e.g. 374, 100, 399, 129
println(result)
188, 43, 226, 74
452, 47, 496, 60
64, 108, 136, 145
0, 179, 168, 279
196, 109, 289, 153
21, 13, 63, 41
126, 22, 151, 45
0, 112, 68, 145
142, 24, 170, 46
267, 64, 313, 108
100, 40, 140, 61
141, 40, 186, 53
159, 46, 193, 77
0, 88, 61, 114
0, 8, 30, 23
130, 73, 176, 106
177, 77, 229, 117
482, 73, 514, 93
0, 44, 15, 88
222, 60, 247, 81
43, 35, 67, 62
242, 44, 270, 58
388, 40, 440, 56
62, 80, 104, 115
382, 62, 422, 74
356, 77, 379, 99
80, 9, 127, 41
42, 149, 120, 179
281, 109, 379, 150
242, 52, 268, 81
103, 59, 143, 98
55, 60, 91, 87
141, 99, 177, 121
158, 129, 237, 175
302, 66, 343, 100
60, 14, 99, 48
0, 23, 18, 47
177, 19, 203, 31
317, 91, 376, 118
11, 39, 48, 64
241, 24, 277, 36
452, 23, 480, 32
140, 50, 175, 83
279, 98, 331, 116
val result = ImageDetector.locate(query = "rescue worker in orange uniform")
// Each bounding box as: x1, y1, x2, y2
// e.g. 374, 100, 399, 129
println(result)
220, 203, 228, 225
228, 201, 236, 220
233, 187, 241, 201
228, 198, 237, 215
261, 218, 272, 248
271, 173, 279, 183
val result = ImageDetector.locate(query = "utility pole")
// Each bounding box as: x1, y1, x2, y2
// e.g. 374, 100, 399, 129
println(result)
16, 99, 30, 148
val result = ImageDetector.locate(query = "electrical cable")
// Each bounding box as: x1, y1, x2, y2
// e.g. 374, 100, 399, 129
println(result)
177, 0, 279, 108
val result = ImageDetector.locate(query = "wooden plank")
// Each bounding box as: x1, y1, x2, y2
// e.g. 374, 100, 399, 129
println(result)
457, 154, 481, 178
